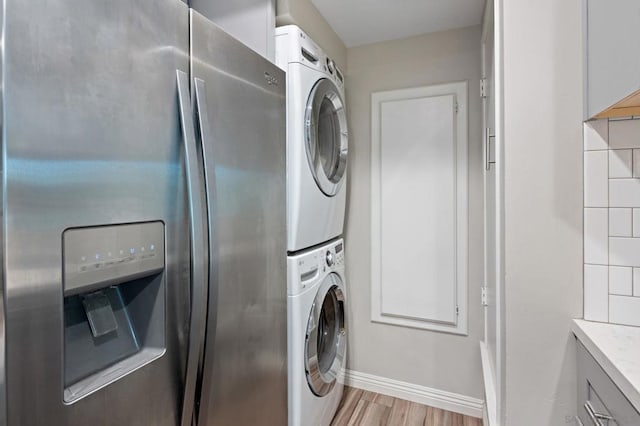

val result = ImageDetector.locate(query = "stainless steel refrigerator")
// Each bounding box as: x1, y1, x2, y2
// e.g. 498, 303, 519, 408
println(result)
0, 2, 287, 425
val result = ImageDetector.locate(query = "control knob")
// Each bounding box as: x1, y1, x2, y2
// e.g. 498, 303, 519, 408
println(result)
326, 58, 335, 74
326, 251, 334, 267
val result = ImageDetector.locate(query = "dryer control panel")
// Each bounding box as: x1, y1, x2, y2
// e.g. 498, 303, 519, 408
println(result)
275, 25, 344, 91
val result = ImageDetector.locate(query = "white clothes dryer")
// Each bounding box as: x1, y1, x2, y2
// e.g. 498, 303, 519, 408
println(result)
276, 26, 348, 253
287, 238, 347, 426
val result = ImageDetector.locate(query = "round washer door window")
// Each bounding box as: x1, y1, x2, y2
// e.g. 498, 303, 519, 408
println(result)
305, 273, 346, 396
304, 78, 348, 197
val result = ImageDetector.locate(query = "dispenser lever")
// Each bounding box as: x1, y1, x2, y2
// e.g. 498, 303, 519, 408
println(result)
82, 291, 118, 338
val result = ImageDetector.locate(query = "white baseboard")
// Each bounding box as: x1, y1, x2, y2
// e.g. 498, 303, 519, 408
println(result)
342, 369, 484, 418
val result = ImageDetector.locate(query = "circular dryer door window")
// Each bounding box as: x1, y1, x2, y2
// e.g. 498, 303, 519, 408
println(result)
304, 78, 348, 197
305, 273, 347, 397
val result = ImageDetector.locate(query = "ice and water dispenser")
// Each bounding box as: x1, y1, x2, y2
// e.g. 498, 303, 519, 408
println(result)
62, 222, 166, 403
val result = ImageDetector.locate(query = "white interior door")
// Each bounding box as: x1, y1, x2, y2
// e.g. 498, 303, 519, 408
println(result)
371, 82, 468, 335
382, 95, 457, 325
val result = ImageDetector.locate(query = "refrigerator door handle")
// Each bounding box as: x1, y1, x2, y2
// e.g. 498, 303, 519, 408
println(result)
194, 78, 212, 151
192, 76, 219, 399
176, 70, 209, 426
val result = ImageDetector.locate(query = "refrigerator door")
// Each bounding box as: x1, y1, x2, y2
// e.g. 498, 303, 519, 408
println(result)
2, 1, 193, 425
189, 10, 287, 426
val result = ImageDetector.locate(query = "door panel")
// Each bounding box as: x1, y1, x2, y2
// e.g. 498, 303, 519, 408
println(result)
190, 10, 288, 426
3, 1, 191, 425
305, 79, 348, 196
380, 94, 457, 325
305, 275, 346, 397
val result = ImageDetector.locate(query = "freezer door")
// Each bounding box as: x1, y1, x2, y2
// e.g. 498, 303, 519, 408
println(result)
2, 1, 192, 425
189, 10, 288, 426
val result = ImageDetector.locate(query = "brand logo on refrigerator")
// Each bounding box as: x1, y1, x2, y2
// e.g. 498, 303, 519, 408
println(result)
264, 72, 279, 86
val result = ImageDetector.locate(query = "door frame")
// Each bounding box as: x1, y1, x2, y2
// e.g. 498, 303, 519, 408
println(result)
481, 0, 505, 425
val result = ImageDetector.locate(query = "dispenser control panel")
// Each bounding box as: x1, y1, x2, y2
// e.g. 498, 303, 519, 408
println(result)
63, 222, 165, 295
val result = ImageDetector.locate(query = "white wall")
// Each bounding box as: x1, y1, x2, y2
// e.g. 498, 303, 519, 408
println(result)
275, 0, 346, 69
345, 25, 484, 400
501, 0, 583, 423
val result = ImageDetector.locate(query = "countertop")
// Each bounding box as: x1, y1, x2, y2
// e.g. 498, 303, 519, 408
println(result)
572, 319, 640, 412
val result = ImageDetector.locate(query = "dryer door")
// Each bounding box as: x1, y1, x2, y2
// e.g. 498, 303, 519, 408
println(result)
304, 78, 348, 197
305, 273, 347, 397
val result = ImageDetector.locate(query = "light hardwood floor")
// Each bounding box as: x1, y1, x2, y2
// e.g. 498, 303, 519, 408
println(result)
331, 387, 483, 426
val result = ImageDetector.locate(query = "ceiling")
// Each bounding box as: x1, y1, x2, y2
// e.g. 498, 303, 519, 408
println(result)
310, 0, 486, 48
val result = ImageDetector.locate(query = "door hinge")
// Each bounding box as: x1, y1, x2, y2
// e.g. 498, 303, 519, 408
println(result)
481, 286, 488, 306
455, 306, 460, 315
454, 102, 459, 114
480, 78, 487, 98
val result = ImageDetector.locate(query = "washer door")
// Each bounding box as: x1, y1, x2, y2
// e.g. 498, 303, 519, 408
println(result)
305, 273, 346, 396
304, 78, 348, 197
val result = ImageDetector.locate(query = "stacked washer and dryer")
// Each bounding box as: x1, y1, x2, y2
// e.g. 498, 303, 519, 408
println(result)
276, 26, 349, 426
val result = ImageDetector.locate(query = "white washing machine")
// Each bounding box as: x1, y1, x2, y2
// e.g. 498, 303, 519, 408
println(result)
276, 25, 348, 253
288, 238, 347, 426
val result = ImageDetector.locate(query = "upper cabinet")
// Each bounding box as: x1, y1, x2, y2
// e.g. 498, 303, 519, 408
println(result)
191, 0, 276, 62
584, 0, 640, 120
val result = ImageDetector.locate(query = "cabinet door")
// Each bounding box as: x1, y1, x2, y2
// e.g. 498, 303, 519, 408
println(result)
190, 0, 275, 61
585, 0, 640, 119
577, 342, 640, 425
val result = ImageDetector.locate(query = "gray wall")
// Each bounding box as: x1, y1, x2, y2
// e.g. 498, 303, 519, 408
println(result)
345, 25, 484, 399
276, 0, 346, 69
501, 0, 583, 423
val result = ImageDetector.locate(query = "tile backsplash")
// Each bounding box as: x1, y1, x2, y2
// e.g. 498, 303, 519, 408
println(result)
584, 117, 640, 327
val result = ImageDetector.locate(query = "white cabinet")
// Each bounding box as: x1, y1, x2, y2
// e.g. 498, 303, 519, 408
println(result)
584, 0, 640, 119
191, 0, 275, 62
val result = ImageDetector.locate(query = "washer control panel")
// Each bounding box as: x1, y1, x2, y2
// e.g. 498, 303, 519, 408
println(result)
298, 252, 320, 282
290, 239, 344, 295
334, 241, 344, 266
